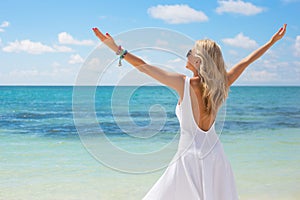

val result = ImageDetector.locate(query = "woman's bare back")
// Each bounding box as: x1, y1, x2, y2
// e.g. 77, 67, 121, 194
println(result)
189, 77, 216, 132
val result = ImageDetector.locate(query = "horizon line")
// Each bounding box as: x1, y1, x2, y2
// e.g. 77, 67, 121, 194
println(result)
1, 84, 300, 87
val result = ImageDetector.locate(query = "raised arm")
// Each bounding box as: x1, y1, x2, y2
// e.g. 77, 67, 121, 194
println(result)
227, 24, 287, 87
92, 27, 185, 96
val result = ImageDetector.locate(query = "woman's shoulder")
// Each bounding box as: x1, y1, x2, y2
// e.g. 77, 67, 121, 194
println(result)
190, 76, 205, 95
190, 76, 203, 86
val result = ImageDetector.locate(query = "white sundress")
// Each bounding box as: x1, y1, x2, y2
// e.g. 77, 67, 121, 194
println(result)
143, 76, 239, 200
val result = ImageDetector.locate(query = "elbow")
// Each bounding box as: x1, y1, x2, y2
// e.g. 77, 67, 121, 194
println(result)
243, 56, 257, 67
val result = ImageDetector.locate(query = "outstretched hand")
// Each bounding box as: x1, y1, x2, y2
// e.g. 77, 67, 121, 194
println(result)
271, 24, 287, 43
92, 27, 118, 52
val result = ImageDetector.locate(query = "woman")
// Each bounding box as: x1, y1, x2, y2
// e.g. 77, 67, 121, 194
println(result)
93, 24, 287, 200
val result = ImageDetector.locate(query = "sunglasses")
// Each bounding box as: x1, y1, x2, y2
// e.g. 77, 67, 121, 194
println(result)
186, 49, 192, 57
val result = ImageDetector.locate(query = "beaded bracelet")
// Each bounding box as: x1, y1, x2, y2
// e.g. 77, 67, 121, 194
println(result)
118, 49, 128, 66
116, 45, 122, 55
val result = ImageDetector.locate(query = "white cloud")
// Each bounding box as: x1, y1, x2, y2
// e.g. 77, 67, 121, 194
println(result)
3, 40, 54, 54
216, 0, 265, 16
243, 70, 277, 82
148, 4, 208, 24
222, 33, 258, 49
52, 62, 61, 67
85, 57, 104, 72
99, 16, 107, 20
294, 36, 300, 57
58, 32, 95, 46
0, 21, 10, 28
53, 45, 73, 52
0, 21, 10, 32
2, 39, 73, 54
69, 54, 84, 64
260, 59, 289, 70
9, 69, 39, 78
0, 67, 77, 85
228, 50, 239, 56
155, 39, 169, 46
168, 58, 182, 63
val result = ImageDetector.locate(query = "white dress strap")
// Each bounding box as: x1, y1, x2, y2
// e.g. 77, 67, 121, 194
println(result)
181, 76, 190, 108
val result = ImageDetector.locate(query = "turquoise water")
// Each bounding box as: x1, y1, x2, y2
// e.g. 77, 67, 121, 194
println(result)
1, 86, 300, 199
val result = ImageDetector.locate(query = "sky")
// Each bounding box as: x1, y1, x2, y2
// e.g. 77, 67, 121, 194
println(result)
0, 0, 299, 86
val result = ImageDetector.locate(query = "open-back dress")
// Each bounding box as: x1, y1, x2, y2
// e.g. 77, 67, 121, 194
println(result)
143, 76, 239, 200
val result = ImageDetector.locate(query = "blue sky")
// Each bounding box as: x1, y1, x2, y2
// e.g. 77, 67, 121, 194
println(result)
0, 0, 299, 85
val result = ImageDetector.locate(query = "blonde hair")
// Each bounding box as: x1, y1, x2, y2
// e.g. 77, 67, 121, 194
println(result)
193, 39, 228, 115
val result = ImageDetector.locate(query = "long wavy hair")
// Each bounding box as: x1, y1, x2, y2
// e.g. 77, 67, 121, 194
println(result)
193, 39, 228, 115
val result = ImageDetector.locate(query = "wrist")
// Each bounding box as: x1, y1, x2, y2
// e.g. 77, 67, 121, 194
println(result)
268, 38, 276, 47
111, 45, 119, 53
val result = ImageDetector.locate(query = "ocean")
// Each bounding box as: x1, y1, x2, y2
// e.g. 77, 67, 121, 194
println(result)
1, 86, 299, 200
